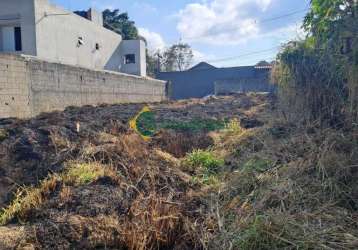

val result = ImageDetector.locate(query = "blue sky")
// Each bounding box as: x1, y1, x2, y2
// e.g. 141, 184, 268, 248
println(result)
51, 0, 310, 67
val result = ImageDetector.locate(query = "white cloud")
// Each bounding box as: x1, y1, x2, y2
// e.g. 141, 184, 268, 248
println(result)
176, 0, 275, 45
192, 49, 217, 64
138, 28, 166, 52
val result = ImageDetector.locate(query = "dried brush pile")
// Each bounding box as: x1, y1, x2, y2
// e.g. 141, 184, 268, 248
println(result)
0, 102, 212, 249
203, 120, 358, 249
0, 129, 206, 249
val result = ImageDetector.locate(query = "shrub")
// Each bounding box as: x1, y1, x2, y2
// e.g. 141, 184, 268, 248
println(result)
0, 129, 8, 142
225, 118, 243, 134
186, 149, 224, 175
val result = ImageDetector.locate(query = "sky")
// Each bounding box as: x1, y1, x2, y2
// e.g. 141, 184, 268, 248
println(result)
51, 0, 310, 67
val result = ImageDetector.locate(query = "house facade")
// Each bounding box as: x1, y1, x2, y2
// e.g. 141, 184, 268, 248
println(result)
0, 0, 146, 76
156, 62, 275, 100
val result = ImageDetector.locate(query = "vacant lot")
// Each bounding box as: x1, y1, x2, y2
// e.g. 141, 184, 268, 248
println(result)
0, 93, 357, 250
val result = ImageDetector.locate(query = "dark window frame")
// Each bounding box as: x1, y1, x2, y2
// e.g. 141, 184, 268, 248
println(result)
124, 54, 136, 64
14, 27, 22, 52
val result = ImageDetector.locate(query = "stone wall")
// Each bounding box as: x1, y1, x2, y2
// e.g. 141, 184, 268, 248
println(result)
0, 54, 167, 118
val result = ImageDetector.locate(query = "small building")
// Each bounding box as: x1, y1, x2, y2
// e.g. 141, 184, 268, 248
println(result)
156, 62, 275, 100
0, 0, 146, 76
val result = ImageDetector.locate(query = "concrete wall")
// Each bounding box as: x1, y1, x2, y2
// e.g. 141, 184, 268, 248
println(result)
0, 0, 146, 77
120, 40, 147, 77
157, 66, 269, 100
0, 54, 167, 119
0, 0, 37, 55
0, 54, 31, 118
215, 78, 276, 95
33, 0, 123, 72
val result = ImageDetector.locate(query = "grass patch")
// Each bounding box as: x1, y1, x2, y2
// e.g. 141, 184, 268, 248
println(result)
161, 118, 227, 133
134, 110, 227, 137
0, 176, 59, 225
136, 111, 157, 137
185, 149, 224, 185
0, 129, 8, 142
186, 149, 224, 174
234, 216, 291, 250
0, 162, 107, 225
224, 118, 243, 134
63, 162, 105, 185
242, 157, 273, 173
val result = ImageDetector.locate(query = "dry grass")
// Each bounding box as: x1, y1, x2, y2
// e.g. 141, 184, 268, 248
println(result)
0, 162, 111, 226
203, 121, 358, 250
1, 93, 357, 249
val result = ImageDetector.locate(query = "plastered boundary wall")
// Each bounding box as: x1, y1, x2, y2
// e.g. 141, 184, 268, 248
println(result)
0, 54, 167, 118
215, 78, 276, 95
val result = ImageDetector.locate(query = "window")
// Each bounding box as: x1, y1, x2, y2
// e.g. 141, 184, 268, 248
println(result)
124, 54, 135, 64
14, 27, 22, 51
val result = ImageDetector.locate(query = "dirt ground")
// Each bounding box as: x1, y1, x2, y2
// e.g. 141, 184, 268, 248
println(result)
0, 93, 272, 250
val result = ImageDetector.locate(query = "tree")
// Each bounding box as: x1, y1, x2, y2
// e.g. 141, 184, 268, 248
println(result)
303, 0, 357, 43
146, 51, 160, 77
103, 9, 138, 40
161, 43, 194, 72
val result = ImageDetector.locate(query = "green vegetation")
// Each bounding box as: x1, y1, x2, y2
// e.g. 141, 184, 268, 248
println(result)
0, 176, 59, 226
0, 162, 107, 226
224, 118, 243, 134
242, 157, 272, 173
184, 149, 224, 185
103, 9, 139, 40
161, 118, 226, 132
63, 163, 105, 186
235, 216, 290, 250
136, 111, 157, 137
185, 149, 224, 174
0, 129, 8, 142
135, 110, 227, 137
273, 0, 358, 124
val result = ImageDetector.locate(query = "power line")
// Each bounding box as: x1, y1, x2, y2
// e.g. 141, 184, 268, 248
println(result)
207, 46, 279, 63
258, 8, 309, 23
182, 8, 310, 40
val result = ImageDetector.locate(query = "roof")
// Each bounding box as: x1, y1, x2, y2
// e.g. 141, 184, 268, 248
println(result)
188, 62, 217, 71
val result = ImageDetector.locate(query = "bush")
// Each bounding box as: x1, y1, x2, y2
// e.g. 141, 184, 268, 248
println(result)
273, 1, 358, 125
0, 129, 8, 142
185, 149, 224, 175
225, 118, 243, 134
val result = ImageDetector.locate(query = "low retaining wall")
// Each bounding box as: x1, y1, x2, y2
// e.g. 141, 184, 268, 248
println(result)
0, 54, 167, 118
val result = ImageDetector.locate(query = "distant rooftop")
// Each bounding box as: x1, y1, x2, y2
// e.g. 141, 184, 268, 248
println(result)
188, 62, 217, 71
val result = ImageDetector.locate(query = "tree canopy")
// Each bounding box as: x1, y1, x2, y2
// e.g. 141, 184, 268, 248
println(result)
161, 43, 194, 72
103, 9, 139, 40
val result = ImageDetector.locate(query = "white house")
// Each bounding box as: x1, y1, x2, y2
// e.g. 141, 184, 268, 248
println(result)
0, 0, 146, 76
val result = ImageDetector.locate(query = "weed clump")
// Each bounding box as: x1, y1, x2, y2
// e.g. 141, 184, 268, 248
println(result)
185, 149, 224, 174
224, 118, 243, 135
0, 176, 60, 225
184, 149, 224, 185
0, 162, 107, 225
0, 129, 8, 142
63, 162, 105, 185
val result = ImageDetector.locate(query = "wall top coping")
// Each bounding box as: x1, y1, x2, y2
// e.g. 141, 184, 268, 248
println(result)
0, 53, 166, 84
